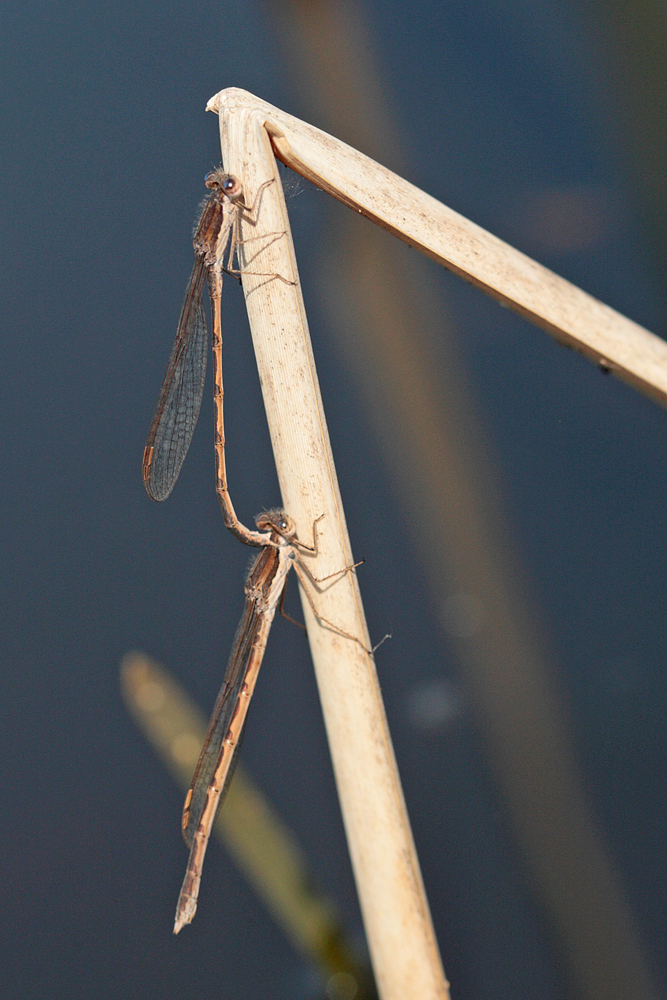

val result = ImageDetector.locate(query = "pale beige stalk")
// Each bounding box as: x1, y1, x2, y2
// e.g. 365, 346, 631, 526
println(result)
214, 100, 449, 1000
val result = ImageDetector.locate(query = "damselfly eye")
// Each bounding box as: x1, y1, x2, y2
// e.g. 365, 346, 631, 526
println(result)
223, 177, 235, 192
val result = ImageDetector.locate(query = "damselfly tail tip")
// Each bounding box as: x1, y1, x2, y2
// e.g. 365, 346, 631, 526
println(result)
173, 877, 199, 934
173, 899, 197, 935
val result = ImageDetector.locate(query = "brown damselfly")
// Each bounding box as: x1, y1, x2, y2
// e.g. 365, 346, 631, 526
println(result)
173, 507, 367, 932
143, 169, 279, 546
172, 506, 368, 932
175, 509, 299, 932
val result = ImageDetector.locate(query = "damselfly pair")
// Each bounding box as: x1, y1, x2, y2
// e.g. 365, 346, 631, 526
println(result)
143, 170, 361, 933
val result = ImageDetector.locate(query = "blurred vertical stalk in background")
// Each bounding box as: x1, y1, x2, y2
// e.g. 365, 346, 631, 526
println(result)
264, 1, 660, 997
583, 0, 667, 288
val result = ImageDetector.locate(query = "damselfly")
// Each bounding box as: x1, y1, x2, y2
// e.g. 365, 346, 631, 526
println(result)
175, 509, 313, 932
142, 169, 279, 546
173, 503, 369, 932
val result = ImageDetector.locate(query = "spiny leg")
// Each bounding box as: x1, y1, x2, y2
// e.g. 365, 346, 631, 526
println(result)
291, 558, 388, 655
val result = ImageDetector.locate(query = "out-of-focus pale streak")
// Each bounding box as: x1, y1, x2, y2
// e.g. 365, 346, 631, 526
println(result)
120, 651, 375, 999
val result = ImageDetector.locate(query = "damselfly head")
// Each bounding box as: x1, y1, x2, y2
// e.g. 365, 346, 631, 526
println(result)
204, 169, 243, 202
255, 509, 296, 540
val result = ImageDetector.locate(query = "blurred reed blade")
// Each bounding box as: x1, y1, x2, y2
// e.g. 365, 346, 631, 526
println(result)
120, 650, 377, 1000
